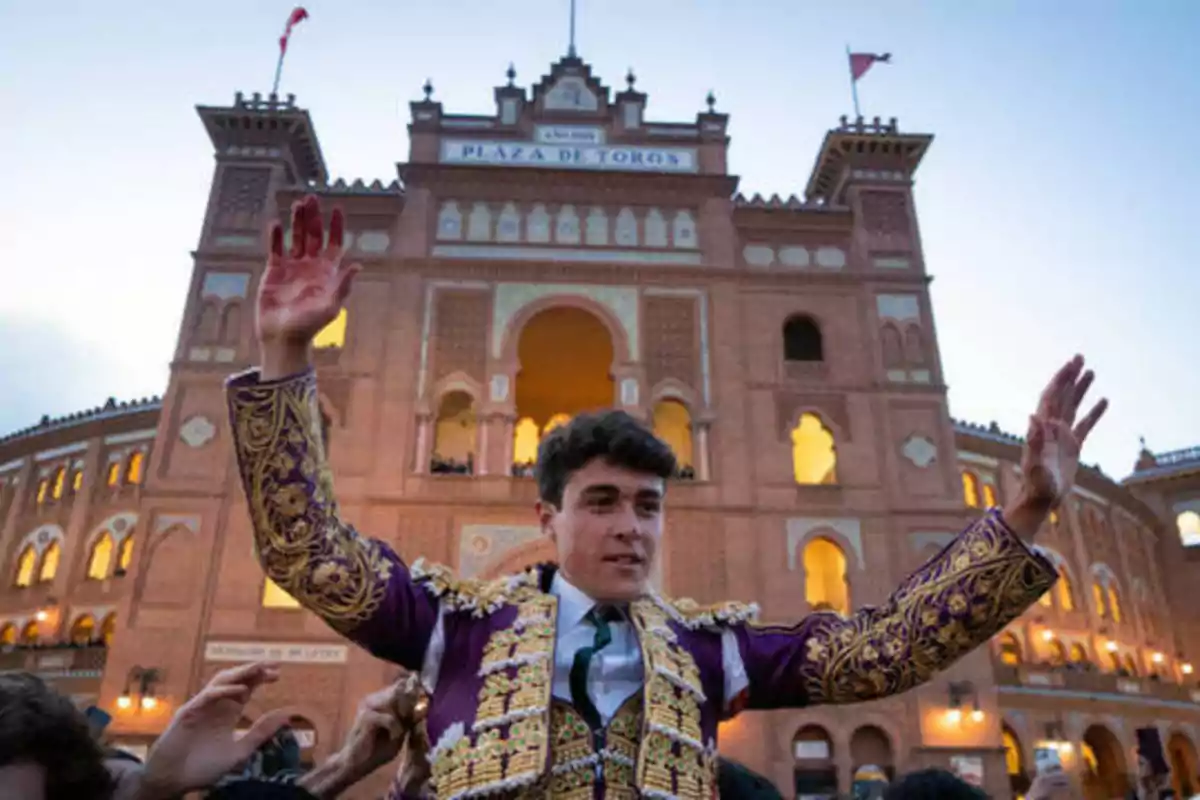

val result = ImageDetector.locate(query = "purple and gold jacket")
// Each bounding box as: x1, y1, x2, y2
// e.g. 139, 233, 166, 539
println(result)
227, 369, 1057, 799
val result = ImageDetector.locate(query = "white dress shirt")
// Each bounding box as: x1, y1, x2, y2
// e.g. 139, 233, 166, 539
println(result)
420, 571, 748, 725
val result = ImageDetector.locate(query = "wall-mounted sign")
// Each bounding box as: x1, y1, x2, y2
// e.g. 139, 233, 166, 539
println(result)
440, 139, 698, 174
534, 125, 605, 145
204, 641, 348, 664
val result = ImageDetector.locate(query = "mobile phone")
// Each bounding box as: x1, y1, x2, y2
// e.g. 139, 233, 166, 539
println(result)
85, 706, 112, 740
1034, 746, 1063, 775
1136, 727, 1170, 776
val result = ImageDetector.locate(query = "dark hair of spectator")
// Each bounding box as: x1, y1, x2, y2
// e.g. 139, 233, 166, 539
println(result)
717, 757, 784, 798
883, 768, 987, 800
0, 673, 116, 800
535, 410, 676, 507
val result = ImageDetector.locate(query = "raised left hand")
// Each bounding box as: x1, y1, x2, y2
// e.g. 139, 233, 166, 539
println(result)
1020, 354, 1108, 510
138, 662, 289, 800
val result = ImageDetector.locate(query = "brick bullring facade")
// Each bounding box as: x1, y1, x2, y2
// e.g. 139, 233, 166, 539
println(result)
2, 57, 1200, 800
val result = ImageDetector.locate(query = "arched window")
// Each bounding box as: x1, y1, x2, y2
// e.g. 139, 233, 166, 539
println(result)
803, 538, 850, 615
1038, 588, 1053, 608
880, 324, 903, 369
38, 541, 60, 583
1057, 568, 1075, 611
962, 471, 981, 508
0, 623, 15, 645
51, 467, 66, 500
1179, 511, 1200, 547
542, 413, 571, 435
117, 536, 135, 573
791, 414, 837, 485
1069, 643, 1089, 664
982, 482, 998, 507
1047, 639, 1067, 666
431, 391, 477, 475
1093, 582, 1107, 618
652, 400, 693, 474
71, 469, 84, 493
1123, 654, 1139, 676
998, 632, 1022, 666
70, 614, 96, 645
20, 620, 39, 644
106, 462, 121, 487
1107, 585, 1122, 623
13, 546, 36, 588
125, 452, 144, 485
512, 417, 540, 468
87, 533, 115, 581
99, 613, 116, 646
313, 308, 347, 349
262, 578, 301, 609
35, 478, 49, 505
783, 316, 823, 362
903, 325, 926, 366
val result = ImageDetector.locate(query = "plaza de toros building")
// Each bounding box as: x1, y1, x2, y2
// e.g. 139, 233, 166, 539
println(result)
3, 55, 1200, 799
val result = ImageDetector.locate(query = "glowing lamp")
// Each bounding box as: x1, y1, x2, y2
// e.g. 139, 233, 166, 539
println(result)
116, 694, 132, 710
1105, 640, 1119, 653
1182, 663, 1194, 675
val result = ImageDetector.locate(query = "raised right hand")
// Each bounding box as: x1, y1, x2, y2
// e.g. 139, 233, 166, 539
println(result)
256, 194, 359, 361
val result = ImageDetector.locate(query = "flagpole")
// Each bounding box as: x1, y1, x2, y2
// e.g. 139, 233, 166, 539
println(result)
272, 47, 285, 97
846, 44, 861, 118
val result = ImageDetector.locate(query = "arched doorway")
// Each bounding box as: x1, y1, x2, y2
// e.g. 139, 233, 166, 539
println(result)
431, 391, 477, 474
1002, 725, 1031, 798
1082, 724, 1129, 800
1167, 732, 1199, 799
850, 725, 895, 781
512, 306, 615, 472
802, 537, 850, 615
793, 724, 837, 798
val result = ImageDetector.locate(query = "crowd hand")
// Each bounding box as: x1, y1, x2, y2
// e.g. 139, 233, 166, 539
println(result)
137, 662, 289, 800
300, 676, 415, 799
257, 194, 360, 379
1027, 769, 1075, 800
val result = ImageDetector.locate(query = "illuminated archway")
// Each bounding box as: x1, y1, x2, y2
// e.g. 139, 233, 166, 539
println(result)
652, 399, 693, 474
431, 391, 477, 474
961, 471, 981, 507
13, 546, 35, 588
99, 613, 117, 646
1069, 643, 1089, 665
803, 537, 850, 614
1046, 639, 1067, 666
998, 632, 1023, 666
1179, 511, 1200, 547
1002, 725, 1031, 798
87, 533, 115, 580
38, 541, 60, 583
20, 620, 38, 644
1082, 725, 1128, 800
70, 614, 96, 645
790, 413, 837, 485
512, 306, 614, 469
1167, 732, 1199, 799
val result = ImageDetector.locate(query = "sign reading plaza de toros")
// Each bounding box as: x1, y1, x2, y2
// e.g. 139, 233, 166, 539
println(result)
439, 126, 699, 173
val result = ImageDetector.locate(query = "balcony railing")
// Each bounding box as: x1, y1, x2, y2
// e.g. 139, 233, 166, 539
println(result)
994, 661, 1200, 704
0, 642, 108, 677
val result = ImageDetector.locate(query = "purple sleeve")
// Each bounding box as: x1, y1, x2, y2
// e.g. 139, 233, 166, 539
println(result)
734, 510, 1057, 708
226, 367, 438, 669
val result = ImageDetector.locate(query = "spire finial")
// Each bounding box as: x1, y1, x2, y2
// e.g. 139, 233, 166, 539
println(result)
568, 0, 578, 57
422, 78, 434, 101
506, 62, 517, 86
705, 90, 716, 112
626, 68, 636, 90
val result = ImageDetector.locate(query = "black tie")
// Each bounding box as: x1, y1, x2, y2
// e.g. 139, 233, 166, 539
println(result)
569, 605, 622, 730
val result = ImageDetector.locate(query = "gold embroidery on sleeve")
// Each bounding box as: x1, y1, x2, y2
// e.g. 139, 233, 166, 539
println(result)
229, 372, 392, 632
761, 510, 1056, 704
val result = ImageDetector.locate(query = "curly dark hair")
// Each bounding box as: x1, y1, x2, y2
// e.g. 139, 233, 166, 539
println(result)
884, 768, 986, 800
535, 410, 676, 507
0, 673, 115, 800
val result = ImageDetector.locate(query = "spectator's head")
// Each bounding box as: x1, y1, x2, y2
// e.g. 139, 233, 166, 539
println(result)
535, 409, 676, 602
884, 768, 987, 800
0, 673, 115, 800
717, 758, 783, 798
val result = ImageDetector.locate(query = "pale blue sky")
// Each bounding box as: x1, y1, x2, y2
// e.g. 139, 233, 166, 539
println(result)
0, 1, 1197, 479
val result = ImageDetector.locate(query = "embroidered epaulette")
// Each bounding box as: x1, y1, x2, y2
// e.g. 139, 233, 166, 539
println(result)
410, 559, 541, 617
654, 594, 760, 630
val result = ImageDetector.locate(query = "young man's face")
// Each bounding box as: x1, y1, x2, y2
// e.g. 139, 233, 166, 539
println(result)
538, 458, 664, 602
